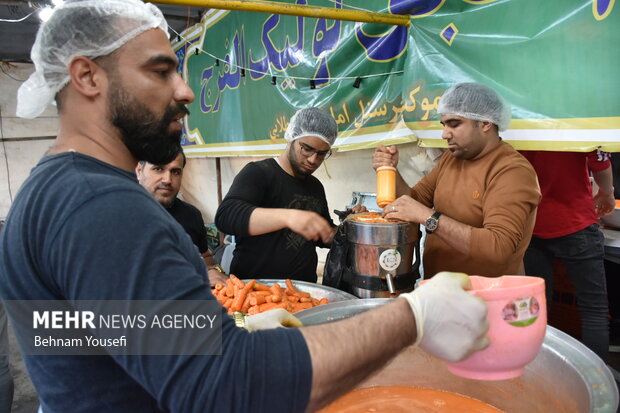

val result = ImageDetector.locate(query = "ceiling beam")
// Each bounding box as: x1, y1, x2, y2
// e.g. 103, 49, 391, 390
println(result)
148, 0, 410, 27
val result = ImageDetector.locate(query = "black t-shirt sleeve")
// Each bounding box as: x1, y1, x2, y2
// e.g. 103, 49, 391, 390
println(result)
215, 162, 266, 236
190, 205, 210, 254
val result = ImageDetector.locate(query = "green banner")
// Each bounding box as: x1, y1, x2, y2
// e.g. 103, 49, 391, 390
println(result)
175, 0, 619, 157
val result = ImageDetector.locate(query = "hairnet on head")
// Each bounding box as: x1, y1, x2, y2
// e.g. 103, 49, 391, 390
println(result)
437, 82, 512, 131
284, 107, 338, 147
16, 0, 168, 119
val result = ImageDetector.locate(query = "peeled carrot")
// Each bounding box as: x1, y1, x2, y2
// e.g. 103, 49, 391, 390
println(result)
229, 274, 245, 289
290, 302, 313, 312
241, 295, 252, 313
243, 280, 256, 291
247, 305, 260, 316
270, 283, 283, 303
250, 294, 266, 306
253, 283, 272, 292
230, 291, 246, 312
285, 279, 298, 293
224, 278, 330, 317
225, 280, 235, 298
258, 302, 278, 312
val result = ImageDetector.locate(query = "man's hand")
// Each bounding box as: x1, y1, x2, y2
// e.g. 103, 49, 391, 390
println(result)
243, 308, 303, 331
372, 145, 399, 170
350, 204, 367, 214
207, 267, 228, 287
594, 188, 616, 217
400, 272, 489, 362
286, 210, 334, 243
382, 195, 433, 225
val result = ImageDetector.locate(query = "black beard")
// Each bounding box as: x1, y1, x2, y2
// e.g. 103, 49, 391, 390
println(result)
287, 145, 312, 178
108, 85, 187, 165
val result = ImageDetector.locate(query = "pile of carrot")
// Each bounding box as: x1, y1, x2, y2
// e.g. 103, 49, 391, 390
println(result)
213, 275, 329, 315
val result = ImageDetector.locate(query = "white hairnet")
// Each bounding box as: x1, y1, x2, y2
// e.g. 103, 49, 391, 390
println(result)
17, 0, 168, 119
284, 107, 338, 147
437, 82, 512, 131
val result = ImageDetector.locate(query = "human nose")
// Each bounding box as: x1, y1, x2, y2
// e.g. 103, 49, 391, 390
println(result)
307, 152, 321, 164
161, 170, 172, 184
173, 74, 195, 104
441, 126, 451, 140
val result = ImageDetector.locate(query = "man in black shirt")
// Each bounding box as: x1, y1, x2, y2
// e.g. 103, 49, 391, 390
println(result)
216, 107, 359, 282
137, 148, 227, 285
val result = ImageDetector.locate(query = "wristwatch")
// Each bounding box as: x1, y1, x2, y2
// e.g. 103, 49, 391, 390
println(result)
232, 311, 247, 329
424, 211, 442, 234
210, 264, 226, 274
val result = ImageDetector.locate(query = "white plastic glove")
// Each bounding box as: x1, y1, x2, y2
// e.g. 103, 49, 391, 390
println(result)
400, 271, 490, 362
235, 308, 303, 332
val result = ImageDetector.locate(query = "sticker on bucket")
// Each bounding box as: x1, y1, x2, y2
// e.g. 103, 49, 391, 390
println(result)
502, 296, 540, 327
379, 249, 401, 272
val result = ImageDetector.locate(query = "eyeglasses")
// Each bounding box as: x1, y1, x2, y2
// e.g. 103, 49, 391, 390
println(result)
297, 141, 332, 160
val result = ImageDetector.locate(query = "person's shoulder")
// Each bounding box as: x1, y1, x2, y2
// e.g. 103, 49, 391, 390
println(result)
250, 158, 277, 171
23, 152, 142, 199
238, 158, 276, 175
491, 142, 538, 179
10, 152, 164, 247
174, 198, 203, 218
305, 173, 324, 188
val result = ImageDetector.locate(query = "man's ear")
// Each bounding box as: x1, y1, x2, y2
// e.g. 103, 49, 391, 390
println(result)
481, 121, 494, 133
67, 56, 107, 98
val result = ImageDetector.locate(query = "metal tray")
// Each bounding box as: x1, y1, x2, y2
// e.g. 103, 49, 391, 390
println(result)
296, 298, 391, 324
243, 279, 358, 303
294, 298, 618, 413
600, 207, 620, 230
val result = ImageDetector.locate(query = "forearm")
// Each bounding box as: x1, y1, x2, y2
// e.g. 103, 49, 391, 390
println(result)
201, 250, 216, 266
247, 208, 291, 236
592, 168, 614, 195
433, 214, 473, 257
302, 299, 415, 411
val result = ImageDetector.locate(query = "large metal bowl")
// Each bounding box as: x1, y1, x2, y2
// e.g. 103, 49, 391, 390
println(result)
243, 279, 357, 303
297, 298, 619, 413
601, 207, 620, 230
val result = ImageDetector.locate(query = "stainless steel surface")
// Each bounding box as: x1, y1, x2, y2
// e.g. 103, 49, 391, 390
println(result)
296, 298, 392, 324
345, 218, 418, 297
246, 279, 358, 302
347, 191, 381, 212
385, 273, 395, 294
297, 299, 619, 413
602, 227, 620, 264
345, 217, 417, 245
601, 208, 620, 230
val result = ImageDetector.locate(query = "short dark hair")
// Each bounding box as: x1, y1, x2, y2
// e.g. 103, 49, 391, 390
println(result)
139, 146, 186, 168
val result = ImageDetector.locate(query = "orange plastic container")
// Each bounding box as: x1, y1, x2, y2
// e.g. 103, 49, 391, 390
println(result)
376, 166, 396, 208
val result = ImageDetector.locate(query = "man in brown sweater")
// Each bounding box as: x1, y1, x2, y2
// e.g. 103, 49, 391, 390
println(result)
373, 83, 541, 277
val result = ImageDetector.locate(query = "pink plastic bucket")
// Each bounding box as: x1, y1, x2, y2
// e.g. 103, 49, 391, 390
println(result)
445, 275, 547, 380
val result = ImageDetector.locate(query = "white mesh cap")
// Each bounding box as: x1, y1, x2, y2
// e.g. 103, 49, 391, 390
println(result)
437, 82, 512, 131
16, 0, 168, 119
284, 107, 338, 147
